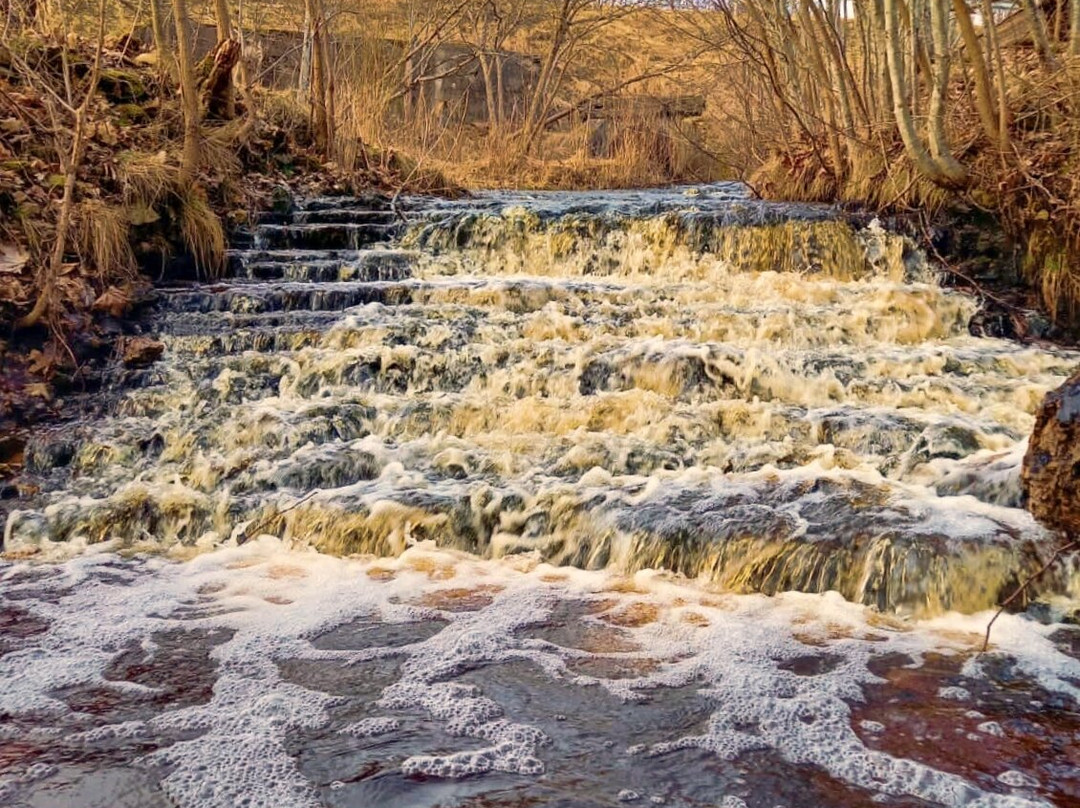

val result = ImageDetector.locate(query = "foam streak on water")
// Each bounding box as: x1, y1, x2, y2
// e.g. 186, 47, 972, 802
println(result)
0, 541, 1077, 808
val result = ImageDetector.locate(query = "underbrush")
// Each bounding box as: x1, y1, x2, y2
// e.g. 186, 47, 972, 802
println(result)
747, 52, 1080, 334
0, 31, 453, 437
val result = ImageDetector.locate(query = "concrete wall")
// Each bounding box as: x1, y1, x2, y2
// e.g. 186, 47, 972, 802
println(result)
144, 24, 703, 130
154, 22, 539, 125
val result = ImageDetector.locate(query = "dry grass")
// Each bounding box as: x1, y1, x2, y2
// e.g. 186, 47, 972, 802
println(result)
118, 148, 179, 208
178, 188, 226, 279
258, 89, 310, 137
76, 199, 137, 280
201, 123, 246, 176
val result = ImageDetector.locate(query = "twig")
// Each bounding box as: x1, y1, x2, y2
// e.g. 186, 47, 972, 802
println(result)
982, 537, 1079, 652
389, 189, 407, 225
238, 489, 321, 545
882, 170, 921, 212
916, 212, 1027, 315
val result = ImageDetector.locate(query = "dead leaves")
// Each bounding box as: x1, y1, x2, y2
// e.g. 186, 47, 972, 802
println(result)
23, 383, 52, 401
0, 243, 28, 274
91, 285, 133, 317
27, 344, 61, 377
119, 336, 163, 368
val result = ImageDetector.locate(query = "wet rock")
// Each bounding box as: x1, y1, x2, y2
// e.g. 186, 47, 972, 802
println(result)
121, 336, 165, 368
1022, 367, 1080, 536
25, 434, 77, 474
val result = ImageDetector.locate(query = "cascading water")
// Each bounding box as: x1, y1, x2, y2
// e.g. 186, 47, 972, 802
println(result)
1, 184, 1078, 808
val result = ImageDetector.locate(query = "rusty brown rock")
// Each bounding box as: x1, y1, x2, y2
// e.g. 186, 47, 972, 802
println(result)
1022, 367, 1080, 537
120, 336, 164, 368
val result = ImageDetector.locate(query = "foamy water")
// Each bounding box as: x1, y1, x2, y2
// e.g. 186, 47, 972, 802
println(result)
2, 186, 1079, 806
1, 540, 1077, 807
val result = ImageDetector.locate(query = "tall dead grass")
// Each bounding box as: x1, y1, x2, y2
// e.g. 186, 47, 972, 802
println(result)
178, 188, 226, 278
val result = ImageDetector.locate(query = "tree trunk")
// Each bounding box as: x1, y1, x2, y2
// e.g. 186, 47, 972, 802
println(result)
926, 0, 967, 183
299, 0, 313, 98
883, 0, 956, 185
213, 0, 232, 39
148, 0, 175, 76
981, 0, 1012, 152
522, 0, 572, 151
202, 38, 241, 120
211, 0, 235, 118
1070, 0, 1080, 57
306, 0, 333, 157
172, 0, 201, 184
952, 0, 998, 144
17, 0, 106, 330
478, 51, 499, 128
869, 0, 895, 131
1020, 0, 1059, 70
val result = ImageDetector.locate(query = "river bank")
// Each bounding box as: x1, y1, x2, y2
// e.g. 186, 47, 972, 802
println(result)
0, 31, 460, 478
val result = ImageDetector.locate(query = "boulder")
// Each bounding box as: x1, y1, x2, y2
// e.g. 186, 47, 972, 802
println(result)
1022, 368, 1080, 536
121, 336, 165, 368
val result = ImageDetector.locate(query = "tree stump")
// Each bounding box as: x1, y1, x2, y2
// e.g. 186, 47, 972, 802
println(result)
201, 38, 241, 121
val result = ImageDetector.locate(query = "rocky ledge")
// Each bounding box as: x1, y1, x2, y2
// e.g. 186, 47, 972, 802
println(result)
1023, 367, 1080, 538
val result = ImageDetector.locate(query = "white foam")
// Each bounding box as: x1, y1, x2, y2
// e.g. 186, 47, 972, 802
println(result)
997, 771, 1040, 789
0, 542, 1074, 808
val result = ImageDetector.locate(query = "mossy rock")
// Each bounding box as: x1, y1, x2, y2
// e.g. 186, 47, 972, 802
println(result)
113, 103, 150, 125
97, 68, 148, 103
270, 185, 294, 214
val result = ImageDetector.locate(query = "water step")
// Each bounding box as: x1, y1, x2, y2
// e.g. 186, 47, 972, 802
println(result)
227, 248, 362, 268
139, 330, 1066, 421
9, 463, 1045, 613
156, 281, 418, 314
255, 209, 401, 226
254, 223, 402, 251
12, 188, 1080, 622
159, 309, 345, 337
297, 193, 395, 212
229, 251, 416, 283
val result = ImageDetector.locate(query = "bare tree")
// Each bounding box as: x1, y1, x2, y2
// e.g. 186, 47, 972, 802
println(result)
458, 0, 529, 129
172, 0, 201, 184
148, 0, 176, 77
1070, 0, 1080, 57
951, 0, 998, 145
1019, 0, 1059, 70
926, 0, 966, 183
305, 0, 334, 156
17, 0, 107, 329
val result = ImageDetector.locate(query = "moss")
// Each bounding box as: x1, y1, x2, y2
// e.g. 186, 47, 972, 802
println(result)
112, 103, 150, 126
97, 68, 147, 103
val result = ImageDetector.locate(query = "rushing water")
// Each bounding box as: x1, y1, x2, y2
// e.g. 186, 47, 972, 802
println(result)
1, 184, 1079, 807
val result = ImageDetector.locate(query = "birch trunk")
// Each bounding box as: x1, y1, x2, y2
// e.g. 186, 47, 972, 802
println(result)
1020, 0, 1059, 70
1070, 0, 1080, 57
149, 0, 176, 77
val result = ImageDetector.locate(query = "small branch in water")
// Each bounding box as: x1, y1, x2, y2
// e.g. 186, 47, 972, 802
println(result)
982, 537, 1079, 652
238, 489, 321, 545
390, 189, 407, 225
